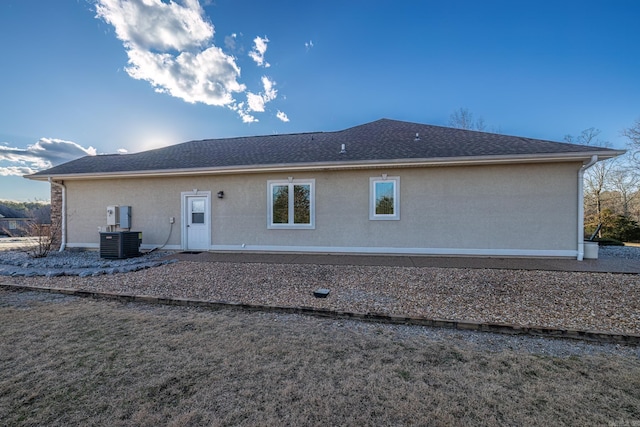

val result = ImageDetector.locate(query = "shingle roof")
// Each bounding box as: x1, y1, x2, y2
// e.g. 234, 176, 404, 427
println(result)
0, 205, 26, 218
27, 118, 623, 179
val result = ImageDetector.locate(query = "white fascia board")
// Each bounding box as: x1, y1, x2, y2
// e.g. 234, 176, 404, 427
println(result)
25, 149, 625, 181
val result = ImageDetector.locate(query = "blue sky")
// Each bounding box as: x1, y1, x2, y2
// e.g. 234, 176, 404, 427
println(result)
1, 0, 638, 201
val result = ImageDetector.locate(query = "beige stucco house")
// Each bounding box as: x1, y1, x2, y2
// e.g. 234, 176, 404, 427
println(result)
0, 205, 32, 237
26, 119, 623, 260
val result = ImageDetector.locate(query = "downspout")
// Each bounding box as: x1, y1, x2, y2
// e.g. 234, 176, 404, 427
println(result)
49, 178, 66, 252
577, 155, 598, 260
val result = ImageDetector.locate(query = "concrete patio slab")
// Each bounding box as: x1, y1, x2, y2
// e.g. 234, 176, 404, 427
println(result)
164, 251, 640, 274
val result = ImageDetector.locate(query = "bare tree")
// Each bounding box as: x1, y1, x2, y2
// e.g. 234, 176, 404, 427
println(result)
448, 108, 487, 131
19, 204, 60, 258
623, 117, 640, 149
565, 128, 617, 237
623, 118, 640, 221
623, 117, 640, 174
608, 157, 640, 218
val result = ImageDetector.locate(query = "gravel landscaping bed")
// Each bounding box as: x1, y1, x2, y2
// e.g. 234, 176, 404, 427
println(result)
0, 249, 175, 277
2, 246, 639, 336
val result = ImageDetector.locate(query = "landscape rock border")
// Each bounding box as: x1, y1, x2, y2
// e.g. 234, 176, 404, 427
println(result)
0, 250, 177, 277
2, 282, 639, 346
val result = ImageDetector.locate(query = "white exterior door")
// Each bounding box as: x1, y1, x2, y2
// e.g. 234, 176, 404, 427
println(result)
185, 195, 210, 250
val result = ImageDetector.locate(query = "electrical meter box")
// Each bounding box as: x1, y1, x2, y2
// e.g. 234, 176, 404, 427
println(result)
119, 206, 131, 228
106, 205, 119, 225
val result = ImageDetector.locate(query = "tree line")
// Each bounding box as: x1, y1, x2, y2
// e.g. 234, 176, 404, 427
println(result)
575, 119, 640, 242
0, 200, 50, 223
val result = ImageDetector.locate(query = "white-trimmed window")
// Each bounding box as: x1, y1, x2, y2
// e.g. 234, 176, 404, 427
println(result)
268, 179, 315, 229
370, 176, 400, 220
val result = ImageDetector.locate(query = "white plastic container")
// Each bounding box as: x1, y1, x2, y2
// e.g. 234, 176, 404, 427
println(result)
583, 241, 599, 259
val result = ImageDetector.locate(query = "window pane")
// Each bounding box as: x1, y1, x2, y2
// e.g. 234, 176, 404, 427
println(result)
272, 185, 289, 224
191, 199, 205, 224
191, 199, 205, 213
192, 212, 205, 224
375, 182, 395, 215
293, 184, 311, 224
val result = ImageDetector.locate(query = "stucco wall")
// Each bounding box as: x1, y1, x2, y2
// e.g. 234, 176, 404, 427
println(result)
62, 162, 581, 255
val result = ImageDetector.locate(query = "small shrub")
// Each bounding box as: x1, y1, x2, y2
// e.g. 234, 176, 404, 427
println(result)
20, 208, 60, 258
608, 215, 640, 242
594, 238, 624, 246
585, 212, 640, 243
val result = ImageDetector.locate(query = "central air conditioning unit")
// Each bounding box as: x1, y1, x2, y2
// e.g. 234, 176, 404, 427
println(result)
99, 231, 142, 259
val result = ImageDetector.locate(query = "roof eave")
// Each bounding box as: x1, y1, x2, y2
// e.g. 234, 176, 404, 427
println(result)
24, 149, 625, 181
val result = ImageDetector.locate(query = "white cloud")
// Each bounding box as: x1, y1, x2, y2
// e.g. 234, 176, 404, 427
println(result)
95, 0, 244, 107
29, 138, 97, 161
96, 0, 213, 52
261, 76, 277, 101
249, 36, 270, 68
227, 102, 256, 123
125, 46, 246, 106
231, 76, 280, 122
240, 113, 258, 124
231, 103, 258, 123
246, 92, 266, 113
0, 166, 38, 177
95, 1, 286, 123
0, 138, 96, 176
224, 33, 239, 52
276, 111, 289, 122
245, 76, 277, 113
305, 40, 314, 50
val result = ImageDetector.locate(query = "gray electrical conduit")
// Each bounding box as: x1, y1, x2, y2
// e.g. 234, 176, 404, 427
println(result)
146, 221, 174, 254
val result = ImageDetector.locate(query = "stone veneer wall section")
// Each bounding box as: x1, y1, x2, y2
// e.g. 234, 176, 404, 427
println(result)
50, 181, 63, 250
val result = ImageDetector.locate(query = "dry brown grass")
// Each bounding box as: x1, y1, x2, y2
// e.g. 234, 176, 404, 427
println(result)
1, 290, 639, 426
